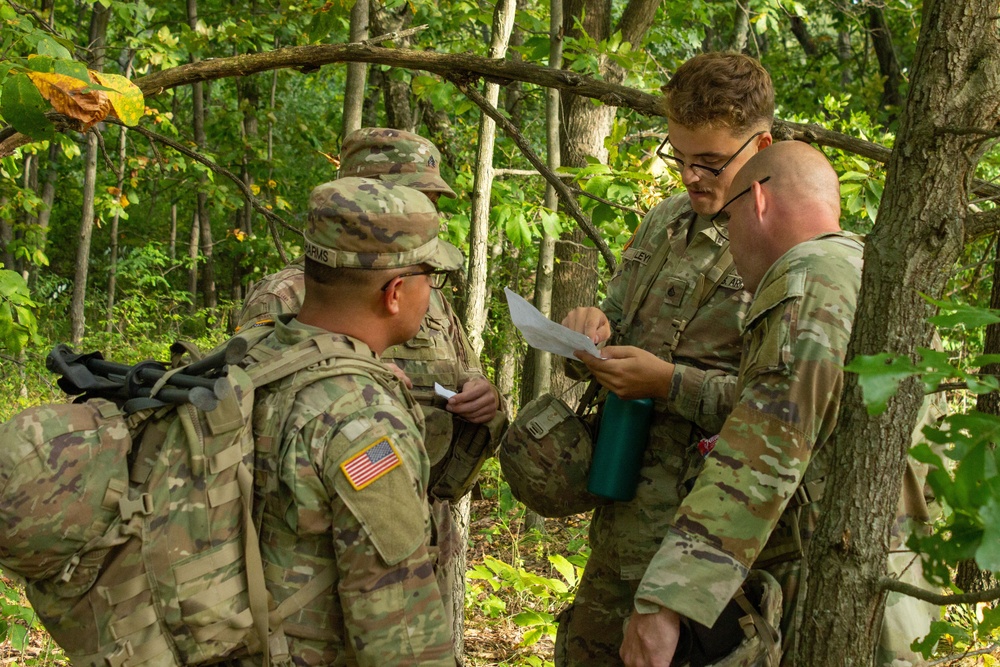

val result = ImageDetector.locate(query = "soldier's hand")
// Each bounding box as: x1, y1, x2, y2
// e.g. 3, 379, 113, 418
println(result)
385, 362, 413, 389
448, 377, 499, 424
620, 607, 681, 667
562, 307, 612, 344
574, 346, 674, 400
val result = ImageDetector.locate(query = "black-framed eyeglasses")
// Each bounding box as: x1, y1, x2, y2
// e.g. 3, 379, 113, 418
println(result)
380, 268, 450, 291
710, 176, 772, 239
656, 130, 765, 179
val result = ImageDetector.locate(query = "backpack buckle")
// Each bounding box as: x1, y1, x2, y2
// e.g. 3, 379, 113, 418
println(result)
59, 554, 81, 582
105, 640, 134, 667
119, 493, 153, 520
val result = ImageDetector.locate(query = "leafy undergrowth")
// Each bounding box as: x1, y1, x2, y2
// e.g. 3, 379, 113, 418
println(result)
462, 487, 590, 667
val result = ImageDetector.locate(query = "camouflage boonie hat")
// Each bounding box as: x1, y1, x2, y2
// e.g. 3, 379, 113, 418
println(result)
499, 393, 608, 518
305, 177, 463, 270
340, 127, 457, 199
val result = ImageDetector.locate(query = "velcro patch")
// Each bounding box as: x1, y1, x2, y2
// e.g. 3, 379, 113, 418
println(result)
341, 437, 402, 490
721, 273, 744, 291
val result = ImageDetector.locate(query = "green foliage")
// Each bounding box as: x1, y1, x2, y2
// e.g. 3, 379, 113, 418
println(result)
0, 576, 67, 665
0, 269, 38, 355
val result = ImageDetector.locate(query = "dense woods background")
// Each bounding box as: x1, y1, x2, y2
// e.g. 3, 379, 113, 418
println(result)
3, 0, 1000, 665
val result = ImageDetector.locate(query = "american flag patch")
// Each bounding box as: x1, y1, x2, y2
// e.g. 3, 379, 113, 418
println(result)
341, 438, 402, 490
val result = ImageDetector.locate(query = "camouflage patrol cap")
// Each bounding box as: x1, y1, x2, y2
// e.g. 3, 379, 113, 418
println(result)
500, 393, 609, 518
305, 177, 463, 270
340, 127, 457, 199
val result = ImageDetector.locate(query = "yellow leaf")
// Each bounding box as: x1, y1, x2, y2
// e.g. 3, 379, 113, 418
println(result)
91, 71, 144, 126
26, 70, 110, 130
250, 184, 261, 195
317, 150, 340, 167
106, 186, 121, 196
119, 194, 129, 208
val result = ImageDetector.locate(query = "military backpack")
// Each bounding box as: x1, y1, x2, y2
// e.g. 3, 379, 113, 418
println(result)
0, 326, 392, 667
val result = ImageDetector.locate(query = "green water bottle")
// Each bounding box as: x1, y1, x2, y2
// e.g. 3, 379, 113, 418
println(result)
587, 392, 654, 501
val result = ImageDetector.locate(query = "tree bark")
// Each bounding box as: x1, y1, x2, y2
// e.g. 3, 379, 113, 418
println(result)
188, 210, 200, 314
342, 0, 369, 136
169, 203, 177, 262
69, 2, 110, 345
730, 2, 750, 53
188, 0, 216, 310
868, 4, 903, 114
797, 2, 1000, 666
369, 1, 415, 131
790, 14, 818, 57
104, 124, 127, 334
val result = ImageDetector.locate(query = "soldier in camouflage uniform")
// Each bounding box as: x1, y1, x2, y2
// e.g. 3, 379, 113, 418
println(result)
238, 128, 503, 628
248, 177, 460, 666
622, 142, 937, 667
557, 53, 774, 665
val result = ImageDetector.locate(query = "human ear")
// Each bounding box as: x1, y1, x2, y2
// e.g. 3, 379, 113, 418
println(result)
382, 277, 403, 316
752, 181, 768, 222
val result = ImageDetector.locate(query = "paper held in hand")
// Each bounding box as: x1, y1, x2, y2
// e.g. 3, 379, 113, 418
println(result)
504, 287, 602, 360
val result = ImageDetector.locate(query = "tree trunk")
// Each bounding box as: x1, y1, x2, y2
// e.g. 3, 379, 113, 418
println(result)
188, 211, 200, 313
369, 0, 415, 131
342, 0, 369, 136
188, 0, 216, 309
797, 2, 1000, 665
528, 0, 563, 403
868, 4, 903, 114
105, 124, 128, 334
789, 15, 818, 57
730, 2, 750, 53
70, 2, 110, 345
29, 143, 59, 288
464, 0, 516, 357
169, 203, 178, 262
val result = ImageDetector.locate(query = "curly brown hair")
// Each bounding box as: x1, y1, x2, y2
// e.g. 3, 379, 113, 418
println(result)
661, 52, 774, 134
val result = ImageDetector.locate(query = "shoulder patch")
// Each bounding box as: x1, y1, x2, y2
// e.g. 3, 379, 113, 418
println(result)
341, 437, 402, 490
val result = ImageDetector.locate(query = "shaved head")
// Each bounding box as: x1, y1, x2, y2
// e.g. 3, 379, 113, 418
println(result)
724, 141, 843, 292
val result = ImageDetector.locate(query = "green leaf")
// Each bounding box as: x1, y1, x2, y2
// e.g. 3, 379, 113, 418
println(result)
843, 353, 919, 415
911, 620, 956, 659
591, 202, 617, 229
975, 497, 1000, 572
1, 72, 56, 140
512, 610, 550, 627
36, 35, 72, 59
549, 553, 578, 586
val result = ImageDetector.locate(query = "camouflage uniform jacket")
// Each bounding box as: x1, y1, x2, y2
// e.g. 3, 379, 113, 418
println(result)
592, 193, 753, 578
252, 317, 454, 666
237, 259, 500, 462
633, 231, 865, 627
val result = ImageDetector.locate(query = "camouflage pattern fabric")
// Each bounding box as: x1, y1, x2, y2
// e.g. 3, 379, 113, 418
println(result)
556, 194, 753, 665
633, 232, 937, 667
339, 127, 457, 198
237, 267, 503, 637
247, 317, 454, 666
305, 178, 462, 271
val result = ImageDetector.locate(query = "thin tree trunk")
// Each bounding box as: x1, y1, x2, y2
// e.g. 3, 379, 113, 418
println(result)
70, 2, 110, 345
790, 15, 818, 57
369, 0, 415, 131
18, 153, 39, 276
169, 203, 178, 261
730, 2, 750, 53
342, 0, 369, 136
29, 143, 59, 288
105, 124, 128, 334
188, 0, 216, 309
797, 2, 1000, 665
868, 4, 903, 113
188, 211, 200, 313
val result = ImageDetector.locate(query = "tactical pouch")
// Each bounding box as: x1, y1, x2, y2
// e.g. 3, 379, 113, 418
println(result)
675, 570, 782, 667
430, 410, 507, 502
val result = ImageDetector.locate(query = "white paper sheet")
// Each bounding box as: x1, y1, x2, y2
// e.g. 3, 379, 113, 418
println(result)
504, 287, 602, 360
434, 382, 457, 399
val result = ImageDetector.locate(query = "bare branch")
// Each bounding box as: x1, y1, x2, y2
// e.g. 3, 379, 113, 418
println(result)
929, 643, 1000, 666
106, 120, 300, 261
966, 207, 1000, 240
879, 576, 1000, 604
452, 79, 617, 272
360, 25, 428, 45
90, 127, 115, 171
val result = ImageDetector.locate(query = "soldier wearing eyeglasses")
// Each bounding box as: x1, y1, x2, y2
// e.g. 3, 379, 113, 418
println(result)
557, 53, 774, 665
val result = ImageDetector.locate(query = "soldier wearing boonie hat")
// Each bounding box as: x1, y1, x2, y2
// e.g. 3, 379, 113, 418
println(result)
247, 176, 458, 666
339, 127, 457, 199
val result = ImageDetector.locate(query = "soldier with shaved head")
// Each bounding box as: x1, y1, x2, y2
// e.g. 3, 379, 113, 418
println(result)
621, 142, 937, 667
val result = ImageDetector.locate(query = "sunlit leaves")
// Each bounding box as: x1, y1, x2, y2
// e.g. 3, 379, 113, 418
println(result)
91, 72, 144, 125
0, 269, 38, 355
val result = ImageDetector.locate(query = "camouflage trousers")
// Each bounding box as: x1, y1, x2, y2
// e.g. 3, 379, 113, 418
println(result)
554, 549, 636, 666
430, 498, 461, 630
765, 552, 936, 667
